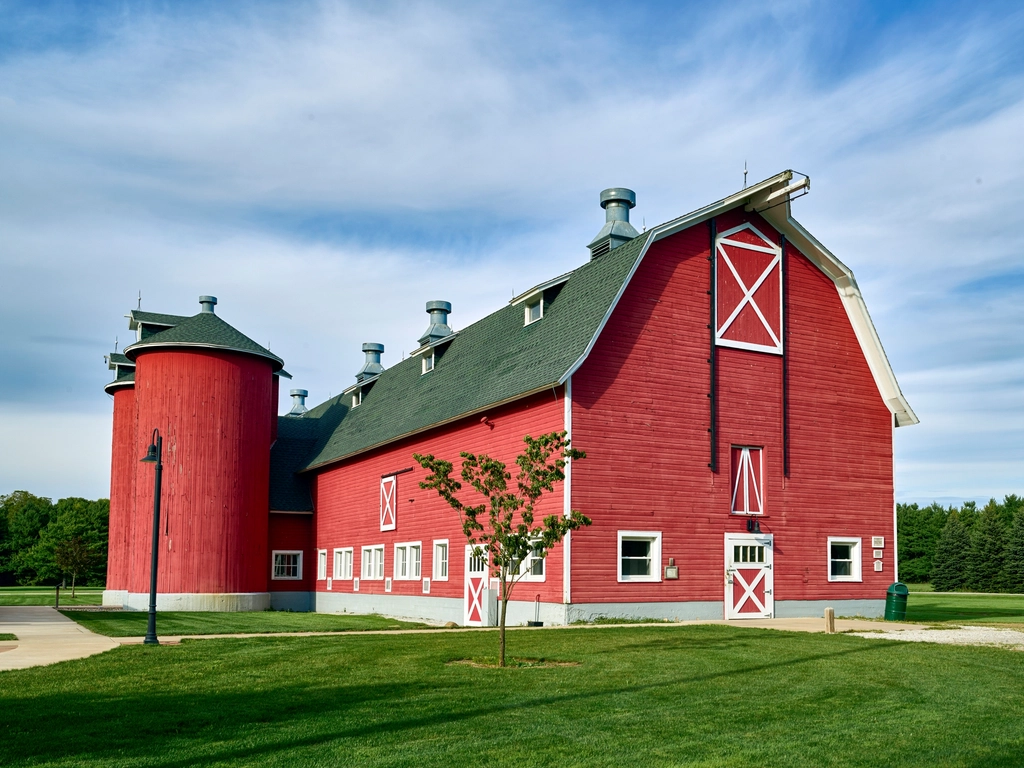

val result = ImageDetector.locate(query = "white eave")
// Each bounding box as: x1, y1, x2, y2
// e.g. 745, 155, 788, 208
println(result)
510, 272, 572, 306
408, 331, 459, 358
561, 170, 918, 428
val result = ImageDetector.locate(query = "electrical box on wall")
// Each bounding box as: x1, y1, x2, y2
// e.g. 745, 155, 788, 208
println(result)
665, 558, 679, 580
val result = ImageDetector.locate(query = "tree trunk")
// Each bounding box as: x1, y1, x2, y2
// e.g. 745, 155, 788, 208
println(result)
499, 578, 509, 668
71, 573, 76, 598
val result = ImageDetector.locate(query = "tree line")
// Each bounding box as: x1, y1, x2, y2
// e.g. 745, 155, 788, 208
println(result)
0, 491, 109, 593
897, 494, 1024, 592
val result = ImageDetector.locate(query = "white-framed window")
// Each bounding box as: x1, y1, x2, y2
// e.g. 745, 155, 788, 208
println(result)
394, 542, 422, 580
317, 549, 328, 580
380, 475, 397, 531
617, 531, 662, 583
525, 297, 543, 325
272, 550, 303, 581
730, 446, 763, 515
352, 390, 362, 408
433, 540, 449, 581
512, 541, 546, 582
361, 545, 385, 580
333, 547, 353, 580
827, 537, 862, 582
422, 351, 435, 374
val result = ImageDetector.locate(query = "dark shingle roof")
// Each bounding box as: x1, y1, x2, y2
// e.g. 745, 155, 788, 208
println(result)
128, 310, 189, 327
269, 416, 318, 511
123, 312, 284, 371
106, 352, 132, 366
104, 370, 135, 394
301, 231, 653, 470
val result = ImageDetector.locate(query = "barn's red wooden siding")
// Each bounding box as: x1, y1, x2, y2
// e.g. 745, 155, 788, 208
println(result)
105, 386, 137, 591
268, 513, 314, 591
570, 210, 893, 606
313, 389, 565, 603
129, 349, 274, 595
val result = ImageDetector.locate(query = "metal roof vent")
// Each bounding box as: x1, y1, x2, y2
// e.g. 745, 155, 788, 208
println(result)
356, 343, 385, 381
587, 188, 639, 259
199, 295, 218, 313
418, 301, 453, 346
288, 389, 308, 416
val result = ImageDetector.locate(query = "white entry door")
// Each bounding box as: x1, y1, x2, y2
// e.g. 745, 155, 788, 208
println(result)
464, 545, 488, 626
725, 533, 774, 619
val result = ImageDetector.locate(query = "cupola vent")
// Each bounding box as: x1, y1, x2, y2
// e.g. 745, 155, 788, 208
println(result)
418, 301, 453, 346
356, 342, 385, 381
587, 188, 639, 259
199, 295, 218, 313
288, 389, 308, 416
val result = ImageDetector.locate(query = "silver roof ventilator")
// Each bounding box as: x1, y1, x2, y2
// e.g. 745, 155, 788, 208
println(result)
587, 188, 639, 259
418, 301, 453, 346
288, 389, 309, 416
356, 343, 385, 381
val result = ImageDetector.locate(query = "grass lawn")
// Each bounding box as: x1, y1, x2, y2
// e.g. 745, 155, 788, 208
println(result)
905, 582, 934, 592
0, 586, 102, 606
61, 610, 429, 636
2, 625, 1024, 767
905, 591, 1024, 625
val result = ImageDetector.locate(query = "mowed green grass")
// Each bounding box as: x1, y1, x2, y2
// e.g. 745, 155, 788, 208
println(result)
0, 586, 102, 606
906, 591, 1024, 624
62, 610, 428, 636
2, 625, 1024, 767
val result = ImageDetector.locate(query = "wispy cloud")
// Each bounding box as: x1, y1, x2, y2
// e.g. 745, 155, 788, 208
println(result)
0, 0, 1022, 501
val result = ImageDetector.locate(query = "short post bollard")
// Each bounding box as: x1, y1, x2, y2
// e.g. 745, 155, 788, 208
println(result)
55, 583, 60, 610
824, 606, 836, 634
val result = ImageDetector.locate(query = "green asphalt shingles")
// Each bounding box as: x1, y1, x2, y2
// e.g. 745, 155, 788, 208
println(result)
301, 231, 652, 470
124, 311, 284, 371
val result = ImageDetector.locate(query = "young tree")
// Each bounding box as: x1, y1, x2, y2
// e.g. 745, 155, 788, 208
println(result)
53, 536, 94, 596
968, 504, 1008, 593
415, 431, 589, 667
1005, 510, 1024, 594
930, 512, 970, 592
27, 497, 110, 586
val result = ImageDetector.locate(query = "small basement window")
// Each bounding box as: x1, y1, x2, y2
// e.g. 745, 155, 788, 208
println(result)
272, 550, 302, 580
617, 531, 662, 583
828, 537, 862, 582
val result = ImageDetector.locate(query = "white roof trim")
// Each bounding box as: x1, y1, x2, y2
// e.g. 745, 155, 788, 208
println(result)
560, 170, 918, 428
510, 272, 572, 306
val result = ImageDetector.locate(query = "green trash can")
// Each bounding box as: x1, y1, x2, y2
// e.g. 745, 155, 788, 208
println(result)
884, 582, 909, 621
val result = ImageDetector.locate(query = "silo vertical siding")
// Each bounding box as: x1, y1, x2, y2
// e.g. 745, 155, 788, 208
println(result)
105, 386, 137, 590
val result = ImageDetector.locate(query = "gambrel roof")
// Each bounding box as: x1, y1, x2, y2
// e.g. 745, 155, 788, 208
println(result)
297, 170, 916, 474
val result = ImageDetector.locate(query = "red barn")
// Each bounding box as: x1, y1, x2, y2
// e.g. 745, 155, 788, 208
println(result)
102, 170, 917, 622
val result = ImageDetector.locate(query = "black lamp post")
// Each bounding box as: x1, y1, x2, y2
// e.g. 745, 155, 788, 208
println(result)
139, 429, 163, 645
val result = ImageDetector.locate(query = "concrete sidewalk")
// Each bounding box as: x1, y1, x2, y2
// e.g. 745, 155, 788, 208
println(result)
0, 606, 119, 672
113, 616, 928, 646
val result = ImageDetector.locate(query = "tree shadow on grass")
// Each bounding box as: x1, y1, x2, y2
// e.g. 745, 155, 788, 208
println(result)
0, 637, 897, 767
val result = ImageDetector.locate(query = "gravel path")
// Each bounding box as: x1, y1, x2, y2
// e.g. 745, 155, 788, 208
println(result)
850, 625, 1024, 651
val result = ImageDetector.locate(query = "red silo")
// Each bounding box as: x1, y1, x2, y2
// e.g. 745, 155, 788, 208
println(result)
102, 374, 137, 601
122, 296, 283, 611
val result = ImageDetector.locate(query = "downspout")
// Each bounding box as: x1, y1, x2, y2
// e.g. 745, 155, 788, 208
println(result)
781, 234, 790, 478
892, 414, 899, 582
708, 219, 718, 472
562, 377, 573, 611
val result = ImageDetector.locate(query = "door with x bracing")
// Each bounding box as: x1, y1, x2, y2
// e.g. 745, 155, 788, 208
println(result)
725, 533, 774, 619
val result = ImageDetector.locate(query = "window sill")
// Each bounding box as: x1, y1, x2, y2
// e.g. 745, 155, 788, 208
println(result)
617, 576, 662, 583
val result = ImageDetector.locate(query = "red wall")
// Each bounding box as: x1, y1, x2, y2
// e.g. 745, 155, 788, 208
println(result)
570, 210, 894, 606
268, 513, 314, 592
312, 390, 566, 604
129, 349, 274, 595
105, 386, 137, 591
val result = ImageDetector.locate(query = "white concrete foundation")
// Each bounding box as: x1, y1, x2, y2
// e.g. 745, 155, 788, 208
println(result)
774, 599, 884, 619
115, 592, 271, 612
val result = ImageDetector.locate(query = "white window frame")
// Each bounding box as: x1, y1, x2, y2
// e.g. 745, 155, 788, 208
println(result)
394, 541, 422, 580
317, 549, 327, 580
380, 475, 397, 531
512, 540, 546, 582
524, 297, 543, 325
827, 537, 863, 582
271, 550, 303, 581
333, 547, 353, 580
361, 544, 385, 580
714, 222, 784, 355
351, 389, 362, 408
617, 531, 662, 583
432, 539, 449, 581
731, 446, 764, 515
422, 351, 435, 374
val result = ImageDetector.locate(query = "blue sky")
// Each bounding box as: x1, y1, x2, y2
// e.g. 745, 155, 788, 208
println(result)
0, 0, 1022, 505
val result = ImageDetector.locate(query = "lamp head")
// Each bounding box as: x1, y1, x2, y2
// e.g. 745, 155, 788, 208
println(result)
140, 443, 158, 463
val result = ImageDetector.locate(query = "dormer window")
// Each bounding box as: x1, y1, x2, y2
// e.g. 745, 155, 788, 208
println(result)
422, 351, 435, 374
352, 389, 362, 408
525, 298, 543, 325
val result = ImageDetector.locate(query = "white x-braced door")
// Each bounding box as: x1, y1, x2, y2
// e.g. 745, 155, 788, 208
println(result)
725, 533, 774, 619
464, 545, 488, 626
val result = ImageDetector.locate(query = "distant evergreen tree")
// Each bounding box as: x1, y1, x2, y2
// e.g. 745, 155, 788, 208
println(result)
1001, 495, 1023, 532
897, 502, 946, 582
1004, 510, 1024, 594
931, 512, 971, 592
958, 501, 978, 533
967, 505, 1008, 593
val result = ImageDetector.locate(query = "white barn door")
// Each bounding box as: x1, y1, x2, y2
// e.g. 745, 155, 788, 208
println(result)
464, 546, 488, 626
725, 533, 774, 619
